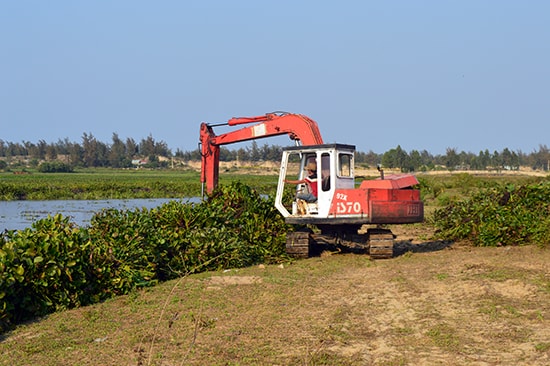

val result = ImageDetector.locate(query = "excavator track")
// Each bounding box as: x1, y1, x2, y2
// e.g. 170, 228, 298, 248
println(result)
285, 226, 395, 259
367, 228, 395, 259
285, 230, 312, 258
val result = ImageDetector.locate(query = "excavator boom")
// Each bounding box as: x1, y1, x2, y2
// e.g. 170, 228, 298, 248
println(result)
200, 112, 324, 194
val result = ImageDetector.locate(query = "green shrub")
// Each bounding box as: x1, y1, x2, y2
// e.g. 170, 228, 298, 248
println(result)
38, 161, 74, 173
0, 215, 94, 329
87, 182, 289, 279
432, 181, 550, 247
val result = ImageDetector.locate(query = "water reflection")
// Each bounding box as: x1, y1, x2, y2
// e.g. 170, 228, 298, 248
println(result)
0, 198, 199, 231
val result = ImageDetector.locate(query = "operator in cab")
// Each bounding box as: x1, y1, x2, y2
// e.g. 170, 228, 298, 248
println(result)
284, 162, 318, 202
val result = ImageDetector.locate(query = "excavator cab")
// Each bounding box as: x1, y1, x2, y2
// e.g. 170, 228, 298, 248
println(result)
275, 143, 424, 259
275, 144, 356, 218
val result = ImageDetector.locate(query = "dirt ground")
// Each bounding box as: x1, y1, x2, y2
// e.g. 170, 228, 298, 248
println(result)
1, 226, 549, 365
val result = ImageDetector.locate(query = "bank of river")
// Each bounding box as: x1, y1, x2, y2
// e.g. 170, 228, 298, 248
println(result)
0, 198, 198, 231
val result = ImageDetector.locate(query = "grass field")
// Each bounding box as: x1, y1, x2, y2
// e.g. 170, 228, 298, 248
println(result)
0, 168, 279, 200
2, 165, 546, 202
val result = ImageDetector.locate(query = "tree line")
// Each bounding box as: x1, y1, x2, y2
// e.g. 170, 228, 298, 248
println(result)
1, 134, 549, 172
0, 133, 171, 169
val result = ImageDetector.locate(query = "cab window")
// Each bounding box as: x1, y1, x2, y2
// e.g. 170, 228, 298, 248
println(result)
321, 153, 331, 191
338, 153, 352, 177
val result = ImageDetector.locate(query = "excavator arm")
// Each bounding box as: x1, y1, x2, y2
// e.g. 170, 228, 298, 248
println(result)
200, 112, 324, 194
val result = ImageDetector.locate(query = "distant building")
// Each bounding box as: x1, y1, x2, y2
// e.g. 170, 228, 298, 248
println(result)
131, 159, 148, 166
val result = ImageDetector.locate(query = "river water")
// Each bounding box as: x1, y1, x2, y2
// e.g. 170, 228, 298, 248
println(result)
0, 198, 198, 232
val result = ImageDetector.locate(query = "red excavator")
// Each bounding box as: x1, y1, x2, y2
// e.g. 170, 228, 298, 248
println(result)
200, 112, 424, 258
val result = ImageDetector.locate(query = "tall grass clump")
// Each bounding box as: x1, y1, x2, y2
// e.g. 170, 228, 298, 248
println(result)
432, 180, 550, 247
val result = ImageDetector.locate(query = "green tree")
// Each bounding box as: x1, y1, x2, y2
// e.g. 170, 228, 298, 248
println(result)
37, 140, 48, 160
67, 141, 83, 167
381, 145, 411, 172
409, 150, 422, 171
530, 145, 549, 171
109, 133, 127, 168
248, 141, 261, 161
444, 148, 460, 171
490, 150, 502, 172
139, 135, 156, 157
82, 133, 108, 167
125, 137, 138, 159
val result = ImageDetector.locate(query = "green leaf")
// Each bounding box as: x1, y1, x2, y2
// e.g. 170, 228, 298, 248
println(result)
15, 265, 24, 276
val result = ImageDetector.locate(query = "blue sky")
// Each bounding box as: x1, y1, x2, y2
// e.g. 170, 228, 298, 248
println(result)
1, 1, 549, 155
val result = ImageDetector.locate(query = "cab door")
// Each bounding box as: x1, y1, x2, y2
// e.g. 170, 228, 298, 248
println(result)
315, 151, 334, 217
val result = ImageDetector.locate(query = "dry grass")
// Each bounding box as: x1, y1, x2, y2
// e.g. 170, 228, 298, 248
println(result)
1, 225, 550, 365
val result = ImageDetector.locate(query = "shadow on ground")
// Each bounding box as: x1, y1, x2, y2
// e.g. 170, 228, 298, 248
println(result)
393, 239, 454, 256
311, 239, 455, 258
